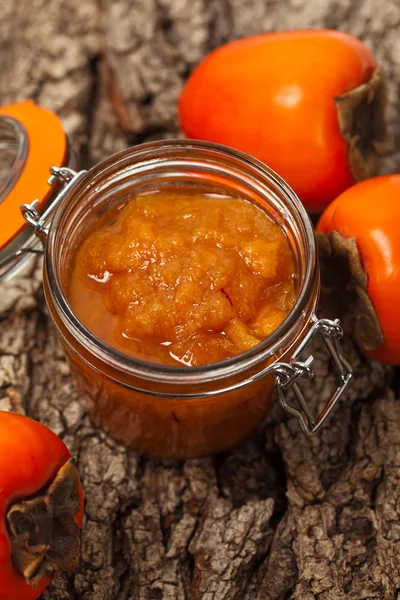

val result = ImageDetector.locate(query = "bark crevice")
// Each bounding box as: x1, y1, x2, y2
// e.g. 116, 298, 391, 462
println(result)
1, 0, 400, 598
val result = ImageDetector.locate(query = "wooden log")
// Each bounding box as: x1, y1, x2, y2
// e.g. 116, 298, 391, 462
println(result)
1, 0, 400, 598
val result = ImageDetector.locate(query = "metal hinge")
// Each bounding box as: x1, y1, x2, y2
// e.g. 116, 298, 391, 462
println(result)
273, 317, 352, 435
21, 167, 86, 244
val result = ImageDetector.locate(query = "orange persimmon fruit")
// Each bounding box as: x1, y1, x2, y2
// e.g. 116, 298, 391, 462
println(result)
179, 29, 392, 212
317, 175, 400, 365
0, 411, 84, 600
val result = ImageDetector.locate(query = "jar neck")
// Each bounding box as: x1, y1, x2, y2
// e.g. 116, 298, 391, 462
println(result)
44, 140, 319, 388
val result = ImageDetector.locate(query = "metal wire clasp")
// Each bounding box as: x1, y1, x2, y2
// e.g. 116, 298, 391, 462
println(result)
21, 166, 86, 244
273, 316, 352, 435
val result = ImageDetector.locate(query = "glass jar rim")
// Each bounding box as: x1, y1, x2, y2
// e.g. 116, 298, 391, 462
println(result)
45, 139, 318, 385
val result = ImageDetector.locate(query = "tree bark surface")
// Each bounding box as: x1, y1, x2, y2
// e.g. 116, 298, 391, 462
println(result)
1, 1, 400, 599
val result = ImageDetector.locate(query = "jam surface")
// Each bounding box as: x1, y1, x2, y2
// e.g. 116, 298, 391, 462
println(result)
68, 188, 296, 366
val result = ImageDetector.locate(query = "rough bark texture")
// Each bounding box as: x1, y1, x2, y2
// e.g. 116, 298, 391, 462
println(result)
1, 1, 400, 598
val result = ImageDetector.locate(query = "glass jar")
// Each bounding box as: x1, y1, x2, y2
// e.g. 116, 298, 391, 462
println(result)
0, 104, 352, 459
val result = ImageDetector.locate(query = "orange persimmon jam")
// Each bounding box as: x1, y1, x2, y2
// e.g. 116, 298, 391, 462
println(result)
68, 187, 296, 366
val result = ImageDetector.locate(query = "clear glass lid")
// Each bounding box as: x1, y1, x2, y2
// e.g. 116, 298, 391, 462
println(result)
0, 116, 28, 205
0, 100, 68, 282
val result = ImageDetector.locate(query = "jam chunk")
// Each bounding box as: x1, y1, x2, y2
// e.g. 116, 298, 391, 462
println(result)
68, 189, 296, 366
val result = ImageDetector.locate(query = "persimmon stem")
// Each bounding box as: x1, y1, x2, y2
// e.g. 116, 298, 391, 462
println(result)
317, 231, 383, 351
6, 458, 81, 588
336, 65, 393, 181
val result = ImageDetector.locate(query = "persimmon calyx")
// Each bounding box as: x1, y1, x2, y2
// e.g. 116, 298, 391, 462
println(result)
316, 231, 383, 351
336, 65, 393, 182
6, 458, 81, 588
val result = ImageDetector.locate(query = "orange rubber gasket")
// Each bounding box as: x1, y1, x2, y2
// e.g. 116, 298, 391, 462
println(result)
0, 99, 67, 250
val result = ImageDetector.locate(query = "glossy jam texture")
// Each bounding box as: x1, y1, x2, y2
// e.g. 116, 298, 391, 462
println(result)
68, 188, 296, 366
